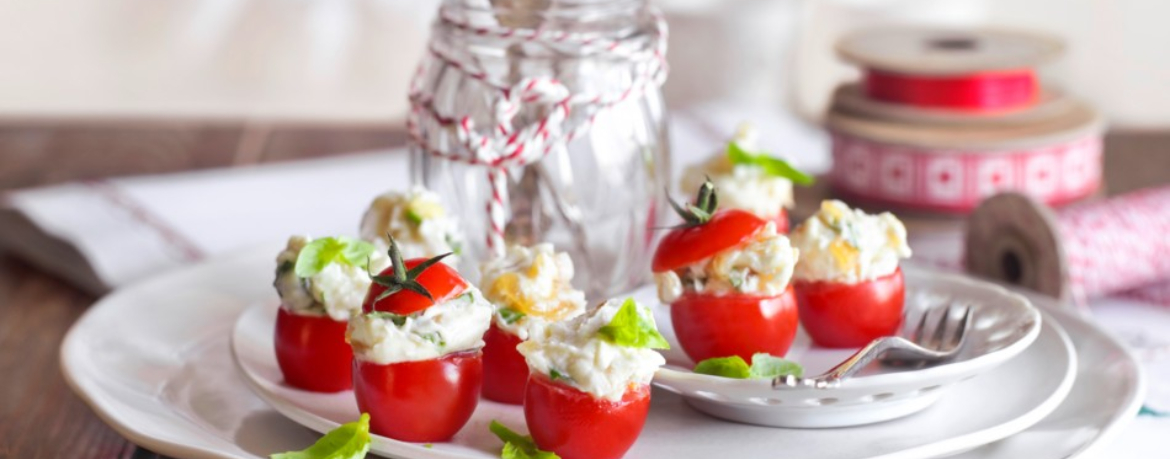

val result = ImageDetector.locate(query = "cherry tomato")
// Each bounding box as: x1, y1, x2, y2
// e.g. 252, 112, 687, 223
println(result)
771, 207, 790, 234
363, 258, 468, 315
670, 287, 799, 362
481, 323, 527, 404
795, 268, 905, 348
274, 307, 353, 392
353, 350, 483, 442
651, 209, 766, 273
524, 374, 651, 459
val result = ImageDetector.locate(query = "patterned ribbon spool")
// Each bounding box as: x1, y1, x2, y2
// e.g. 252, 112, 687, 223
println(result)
407, 6, 668, 257
827, 101, 1104, 214
965, 187, 1170, 307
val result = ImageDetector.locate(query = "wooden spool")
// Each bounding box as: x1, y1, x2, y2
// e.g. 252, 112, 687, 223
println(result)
837, 27, 1064, 77
964, 192, 1069, 300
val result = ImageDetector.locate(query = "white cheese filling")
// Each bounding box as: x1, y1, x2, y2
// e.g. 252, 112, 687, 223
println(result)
359, 186, 463, 264
789, 200, 912, 284
347, 286, 493, 365
479, 243, 587, 340
518, 298, 666, 402
274, 235, 390, 321
680, 123, 794, 218
654, 222, 799, 304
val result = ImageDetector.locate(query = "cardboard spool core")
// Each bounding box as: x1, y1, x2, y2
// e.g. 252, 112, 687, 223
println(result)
837, 27, 1064, 76
965, 193, 1069, 301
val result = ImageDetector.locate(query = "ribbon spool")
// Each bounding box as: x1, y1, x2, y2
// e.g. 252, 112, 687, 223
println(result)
827, 99, 1103, 214
828, 27, 1102, 214
837, 28, 1063, 112
965, 188, 1170, 306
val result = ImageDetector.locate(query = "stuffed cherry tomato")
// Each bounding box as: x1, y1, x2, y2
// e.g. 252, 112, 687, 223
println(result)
789, 200, 912, 348
653, 181, 802, 362
359, 186, 464, 264
670, 288, 799, 362
353, 350, 483, 441
524, 375, 652, 459
481, 323, 528, 403
679, 122, 808, 235
347, 238, 493, 441
274, 309, 353, 391
517, 298, 667, 459
796, 269, 904, 348
272, 235, 387, 392
479, 244, 587, 404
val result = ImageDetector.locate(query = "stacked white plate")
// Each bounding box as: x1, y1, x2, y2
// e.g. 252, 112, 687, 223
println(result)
61, 244, 1144, 459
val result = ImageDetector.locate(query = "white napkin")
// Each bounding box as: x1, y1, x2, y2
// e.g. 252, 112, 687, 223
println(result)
0, 101, 828, 293
0, 153, 409, 293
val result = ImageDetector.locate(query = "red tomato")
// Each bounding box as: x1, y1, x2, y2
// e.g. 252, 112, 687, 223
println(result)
274, 307, 353, 392
795, 268, 905, 348
363, 258, 468, 315
481, 323, 527, 404
524, 374, 651, 459
353, 350, 483, 442
771, 207, 790, 234
670, 287, 799, 362
651, 209, 766, 273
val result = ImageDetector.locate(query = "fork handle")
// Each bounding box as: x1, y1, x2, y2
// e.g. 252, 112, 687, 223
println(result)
773, 337, 907, 388
818, 337, 905, 382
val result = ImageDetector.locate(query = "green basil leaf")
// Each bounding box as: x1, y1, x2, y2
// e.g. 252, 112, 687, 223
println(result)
693, 353, 804, 380
490, 421, 560, 459
748, 353, 804, 379
498, 308, 526, 325
597, 298, 670, 350
405, 208, 424, 225
549, 369, 572, 383
270, 413, 371, 459
366, 311, 410, 327
295, 237, 377, 278
693, 356, 751, 379
727, 141, 815, 186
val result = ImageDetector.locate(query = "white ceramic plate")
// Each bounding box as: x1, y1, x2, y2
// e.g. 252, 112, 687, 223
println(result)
646, 267, 1042, 428
233, 299, 1070, 458
61, 245, 1143, 459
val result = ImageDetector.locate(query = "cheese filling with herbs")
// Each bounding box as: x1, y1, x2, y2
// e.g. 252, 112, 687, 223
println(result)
346, 287, 493, 364
274, 235, 389, 321
654, 222, 799, 304
680, 123, 794, 218
518, 298, 667, 401
480, 244, 587, 340
359, 186, 463, 264
789, 200, 911, 284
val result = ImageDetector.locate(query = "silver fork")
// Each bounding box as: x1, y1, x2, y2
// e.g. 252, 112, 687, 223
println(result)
773, 305, 973, 390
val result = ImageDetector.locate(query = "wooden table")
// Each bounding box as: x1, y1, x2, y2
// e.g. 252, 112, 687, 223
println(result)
1, 124, 1168, 457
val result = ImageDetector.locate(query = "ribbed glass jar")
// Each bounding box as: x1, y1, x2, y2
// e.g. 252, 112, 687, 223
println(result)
409, 0, 669, 298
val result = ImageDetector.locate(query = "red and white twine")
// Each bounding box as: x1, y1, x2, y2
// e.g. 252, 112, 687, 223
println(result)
407, 7, 668, 257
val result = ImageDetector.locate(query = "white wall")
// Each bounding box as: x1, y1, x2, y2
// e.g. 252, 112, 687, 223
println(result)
1, 0, 1168, 127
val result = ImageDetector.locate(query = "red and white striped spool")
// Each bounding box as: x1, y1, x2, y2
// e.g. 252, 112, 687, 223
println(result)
827, 102, 1104, 214
965, 187, 1170, 306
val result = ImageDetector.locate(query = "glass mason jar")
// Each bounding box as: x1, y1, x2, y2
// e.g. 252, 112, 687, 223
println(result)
409, 0, 670, 298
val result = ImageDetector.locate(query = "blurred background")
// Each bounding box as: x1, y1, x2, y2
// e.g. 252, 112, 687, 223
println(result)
2, 0, 1168, 127
3, 2, 1170, 457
